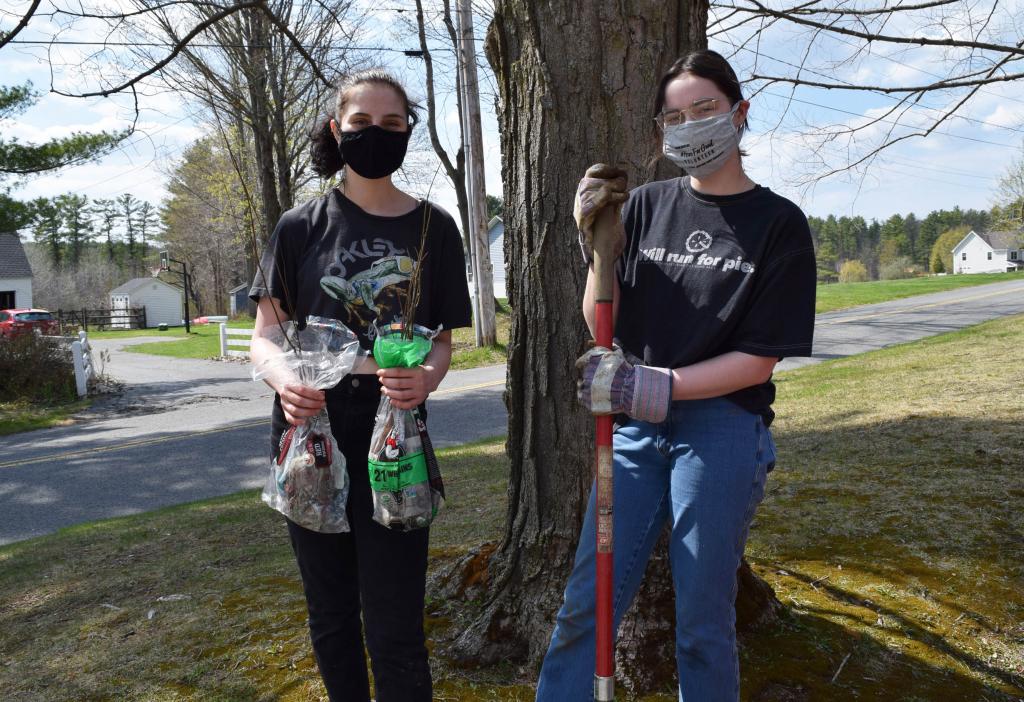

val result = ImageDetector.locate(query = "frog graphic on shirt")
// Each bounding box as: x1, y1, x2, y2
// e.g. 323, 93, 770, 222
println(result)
320, 255, 416, 332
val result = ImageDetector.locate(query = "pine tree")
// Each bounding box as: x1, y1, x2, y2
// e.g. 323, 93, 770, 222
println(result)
90, 198, 121, 262
30, 197, 63, 267
55, 193, 93, 269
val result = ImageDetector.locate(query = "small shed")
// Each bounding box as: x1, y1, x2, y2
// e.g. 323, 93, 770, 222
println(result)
228, 283, 250, 316
109, 277, 183, 328
0, 233, 33, 309
486, 216, 506, 299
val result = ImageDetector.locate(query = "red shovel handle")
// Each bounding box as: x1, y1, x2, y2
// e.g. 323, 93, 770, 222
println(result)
588, 164, 625, 702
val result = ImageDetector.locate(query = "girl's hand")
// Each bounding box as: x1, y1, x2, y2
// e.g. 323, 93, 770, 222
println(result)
377, 366, 434, 410
279, 383, 326, 426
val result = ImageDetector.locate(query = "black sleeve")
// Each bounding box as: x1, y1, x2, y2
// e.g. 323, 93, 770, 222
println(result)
427, 208, 473, 331
730, 209, 816, 358
248, 211, 304, 315
616, 190, 641, 285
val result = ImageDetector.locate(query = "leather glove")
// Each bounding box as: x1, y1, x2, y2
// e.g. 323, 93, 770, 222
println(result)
575, 346, 672, 423
573, 164, 628, 265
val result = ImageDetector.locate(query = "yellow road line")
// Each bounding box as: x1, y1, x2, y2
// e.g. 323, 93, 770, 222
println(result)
0, 379, 505, 470
433, 378, 504, 396
817, 285, 1024, 326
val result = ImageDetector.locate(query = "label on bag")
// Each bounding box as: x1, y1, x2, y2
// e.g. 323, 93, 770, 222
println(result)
368, 452, 429, 491
306, 433, 332, 468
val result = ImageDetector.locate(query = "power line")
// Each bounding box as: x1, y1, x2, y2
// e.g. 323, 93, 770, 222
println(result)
735, 45, 1024, 135
758, 89, 1019, 148
6, 39, 423, 56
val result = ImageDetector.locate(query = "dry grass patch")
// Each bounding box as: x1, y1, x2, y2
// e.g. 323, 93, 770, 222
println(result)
2, 316, 1022, 700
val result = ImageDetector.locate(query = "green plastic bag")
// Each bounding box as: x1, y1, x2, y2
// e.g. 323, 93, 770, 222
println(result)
367, 320, 446, 530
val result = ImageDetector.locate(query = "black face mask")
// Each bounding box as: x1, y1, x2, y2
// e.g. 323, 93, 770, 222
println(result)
337, 125, 411, 179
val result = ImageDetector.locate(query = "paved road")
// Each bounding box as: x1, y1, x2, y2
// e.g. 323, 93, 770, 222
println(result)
1, 278, 1022, 544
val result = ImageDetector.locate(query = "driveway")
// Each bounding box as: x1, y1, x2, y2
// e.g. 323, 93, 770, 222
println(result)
2, 277, 1022, 544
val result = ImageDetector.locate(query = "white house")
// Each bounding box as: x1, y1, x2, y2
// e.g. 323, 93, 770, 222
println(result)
486, 216, 506, 299
952, 230, 1024, 274
109, 277, 184, 328
0, 233, 33, 309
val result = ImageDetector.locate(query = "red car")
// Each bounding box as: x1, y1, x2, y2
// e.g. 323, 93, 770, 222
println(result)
0, 308, 60, 338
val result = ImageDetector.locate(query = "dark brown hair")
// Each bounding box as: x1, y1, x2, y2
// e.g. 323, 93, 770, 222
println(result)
309, 69, 421, 178
654, 50, 748, 138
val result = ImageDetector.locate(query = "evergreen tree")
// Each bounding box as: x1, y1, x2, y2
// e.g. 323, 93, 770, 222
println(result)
90, 198, 121, 262
117, 193, 141, 263
879, 214, 909, 264
136, 201, 160, 259
55, 193, 93, 269
30, 197, 63, 267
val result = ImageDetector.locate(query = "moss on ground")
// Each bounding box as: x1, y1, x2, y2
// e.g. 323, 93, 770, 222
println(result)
1, 318, 1022, 700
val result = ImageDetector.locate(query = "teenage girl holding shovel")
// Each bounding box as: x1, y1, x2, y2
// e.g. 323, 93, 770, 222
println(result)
536, 50, 817, 701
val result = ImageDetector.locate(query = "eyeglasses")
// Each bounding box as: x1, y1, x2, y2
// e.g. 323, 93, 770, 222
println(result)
654, 98, 720, 128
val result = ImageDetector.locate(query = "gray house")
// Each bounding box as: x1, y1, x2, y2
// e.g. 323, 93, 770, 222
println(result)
487, 216, 506, 299
0, 234, 33, 309
228, 283, 250, 316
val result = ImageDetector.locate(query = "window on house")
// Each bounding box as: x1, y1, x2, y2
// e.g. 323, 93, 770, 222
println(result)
1012, 251, 1019, 260
0, 291, 14, 309
962, 252, 967, 261
987, 252, 993, 260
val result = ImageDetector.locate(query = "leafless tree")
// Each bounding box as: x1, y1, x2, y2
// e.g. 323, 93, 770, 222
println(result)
706, 0, 1024, 190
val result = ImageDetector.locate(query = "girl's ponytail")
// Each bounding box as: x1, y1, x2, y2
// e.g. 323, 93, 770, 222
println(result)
309, 115, 343, 178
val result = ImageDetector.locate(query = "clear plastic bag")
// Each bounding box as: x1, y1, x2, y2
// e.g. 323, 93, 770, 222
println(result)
252, 316, 364, 532
367, 320, 446, 530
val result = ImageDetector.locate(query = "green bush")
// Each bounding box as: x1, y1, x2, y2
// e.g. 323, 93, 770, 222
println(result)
0, 333, 78, 403
838, 259, 869, 283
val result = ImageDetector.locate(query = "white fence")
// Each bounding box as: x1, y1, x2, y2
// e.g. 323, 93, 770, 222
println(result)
71, 331, 94, 396
219, 324, 253, 358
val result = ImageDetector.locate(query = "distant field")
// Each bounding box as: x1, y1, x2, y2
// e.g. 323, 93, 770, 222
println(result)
816, 271, 1019, 313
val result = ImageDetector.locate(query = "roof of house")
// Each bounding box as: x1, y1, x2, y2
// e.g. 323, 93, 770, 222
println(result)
978, 230, 1022, 250
952, 229, 1023, 253
0, 234, 33, 278
228, 283, 249, 293
110, 277, 180, 296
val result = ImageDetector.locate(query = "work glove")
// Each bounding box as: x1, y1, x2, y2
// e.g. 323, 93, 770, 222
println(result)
574, 164, 628, 266
575, 346, 672, 424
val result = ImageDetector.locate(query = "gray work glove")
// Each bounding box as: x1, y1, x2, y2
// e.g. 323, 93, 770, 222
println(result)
573, 164, 628, 265
575, 346, 672, 423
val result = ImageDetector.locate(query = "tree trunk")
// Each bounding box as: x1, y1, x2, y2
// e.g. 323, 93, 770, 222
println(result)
443, 0, 781, 692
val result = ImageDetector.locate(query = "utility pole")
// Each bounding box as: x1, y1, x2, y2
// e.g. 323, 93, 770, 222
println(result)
456, 0, 496, 347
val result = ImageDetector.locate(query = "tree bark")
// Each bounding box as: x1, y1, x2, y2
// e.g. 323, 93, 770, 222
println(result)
443, 0, 780, 692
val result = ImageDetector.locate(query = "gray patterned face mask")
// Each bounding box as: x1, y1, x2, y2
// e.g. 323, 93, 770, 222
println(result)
662, 104, 741, 177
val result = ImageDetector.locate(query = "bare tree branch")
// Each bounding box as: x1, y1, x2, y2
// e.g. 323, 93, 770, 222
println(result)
49, 1, 267, 98
0, 0, 42, 51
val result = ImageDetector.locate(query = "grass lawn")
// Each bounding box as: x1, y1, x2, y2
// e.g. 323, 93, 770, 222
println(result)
0, 398, 91, 436
100, 305, 512, 370
815, 271, 1020, 313
448, 299, 511, 370
2, 315, 1022, 699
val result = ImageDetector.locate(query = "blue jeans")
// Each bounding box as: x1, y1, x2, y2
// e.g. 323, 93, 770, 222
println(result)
536, 397, 775, 702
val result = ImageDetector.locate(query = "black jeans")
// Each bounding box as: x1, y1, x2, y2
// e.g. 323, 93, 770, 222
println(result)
276, 375, 432, 702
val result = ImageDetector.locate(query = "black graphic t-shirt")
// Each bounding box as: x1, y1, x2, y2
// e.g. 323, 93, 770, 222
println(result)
615, 178, 816, 425
249, 189, 472, 349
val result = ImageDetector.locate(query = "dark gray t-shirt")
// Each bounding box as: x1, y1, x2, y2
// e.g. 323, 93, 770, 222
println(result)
249, 189, 472, 349
615, 178, 816, 425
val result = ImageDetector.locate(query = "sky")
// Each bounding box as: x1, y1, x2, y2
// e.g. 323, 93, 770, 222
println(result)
3, 0, 1023, 231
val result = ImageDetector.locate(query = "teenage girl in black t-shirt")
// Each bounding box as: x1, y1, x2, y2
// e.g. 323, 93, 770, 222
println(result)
249, 70, 471, 702
536, 51, 816, 701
